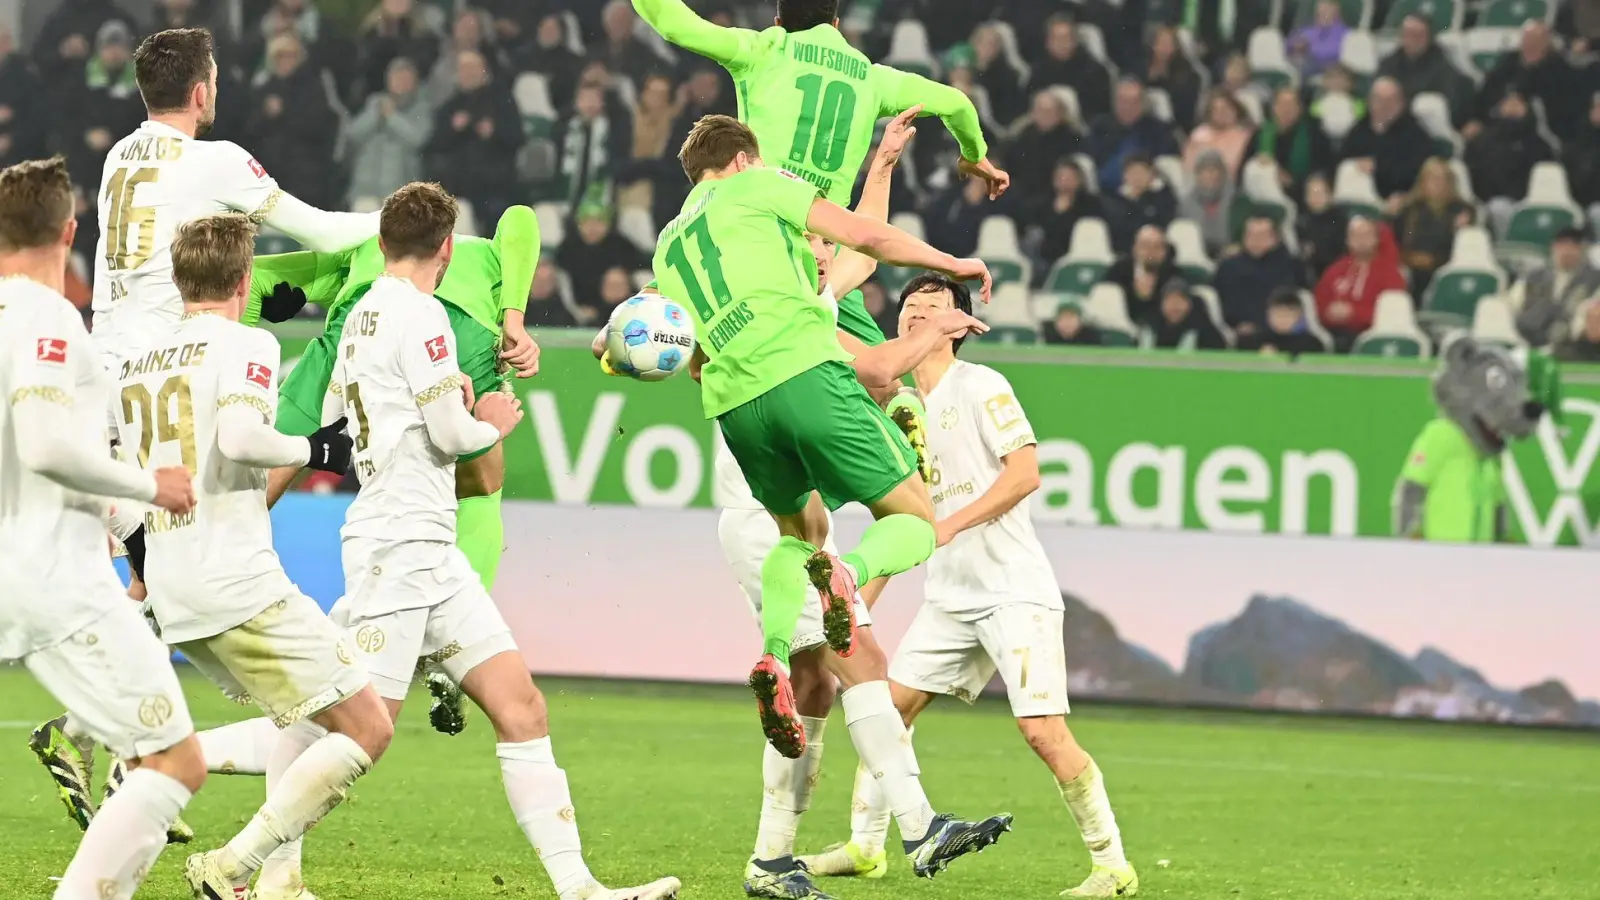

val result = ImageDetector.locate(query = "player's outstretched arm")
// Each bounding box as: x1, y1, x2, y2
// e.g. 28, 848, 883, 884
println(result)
244, 249, 353, 326
934, 444, 1041, 546
874, 65, 1009, 200
845, 308, 988, 389
831, 106, 919, 296
631, 0, 756, 66
262, 194, 380, 255
807, 198, 994, 302
216, 331, 348, 471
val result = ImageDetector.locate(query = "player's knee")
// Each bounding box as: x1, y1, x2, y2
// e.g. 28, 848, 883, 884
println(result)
141, 734, 208, 794
487, 677, 549, 743
789, 651, 837, 716
1016, 714, 1071, 756
889, 681, 926, 724
321, 689, 395, 762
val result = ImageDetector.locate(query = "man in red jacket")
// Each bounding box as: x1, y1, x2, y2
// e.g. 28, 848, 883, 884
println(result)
1314, 216, 1407, 350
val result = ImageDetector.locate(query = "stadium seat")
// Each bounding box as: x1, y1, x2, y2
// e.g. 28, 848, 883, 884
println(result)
1464, 28, 1518, 74
1480, 0, 1551, 28
1333, 159, 1383, 219
1044, 218, 1113, 294
1074, 152, 1100, 193
534, 202, 566, 249
976, 216, 1032, 288
1448, 158, 1476, 204
1248, 28, 1298, 89
1154, 154, 1188, 197
1297, 289, 1337, 350
891, 211, 926, 242
979, 325, 1041, 345
1241, 157, 1299, 226
1501, 204, 1577, 253
984, 283, 1036, 328
1412, 92, 1461, 157
987, 21, 1033, 86
1191, 285, 1234, 344
1339, 31, 1379, 79
885, 20, 938, 78
514, 72, 558, 138
1353, 290, 1431, 357
455, 198, 479, 237
617, 207, 657, 254
1317, 92, 1359, 140
1423, 267, 1502, 324
1067, 217, 1114, 261
1527, 161, 1578, 209
1146, 87, 1175, 123
1381, 0, 1459, 34
1167, 219, 1215, 284
1084, 283, 1138, 345
350, 196, 382, 213
1470, 295, 1523, 347
1077, 23, 1115, 72
559, 11, 586, 55
1447, 226, 1496, 267
876, 212, 926, 294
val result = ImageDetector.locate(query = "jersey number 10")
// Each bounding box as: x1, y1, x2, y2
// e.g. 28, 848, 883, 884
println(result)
787, 75, 856, 173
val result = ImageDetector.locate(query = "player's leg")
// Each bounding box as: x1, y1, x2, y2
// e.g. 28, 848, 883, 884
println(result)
25, 602, 204, 900
195, 717, 280, 775
447, 301, 510, 592
183, 595, 392, 898
431, 563, 680, 900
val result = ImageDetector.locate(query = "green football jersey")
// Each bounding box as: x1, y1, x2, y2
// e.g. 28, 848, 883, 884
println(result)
1399, 417, 1504, 542
653, 166, 849, 418
836, 287, 885, 347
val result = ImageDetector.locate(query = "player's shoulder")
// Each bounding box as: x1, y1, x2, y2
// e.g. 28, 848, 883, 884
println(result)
1415, 417, 1469, 451
0, 279, 77, 323
953, 359, 1014, 395
186, 138, 272, 181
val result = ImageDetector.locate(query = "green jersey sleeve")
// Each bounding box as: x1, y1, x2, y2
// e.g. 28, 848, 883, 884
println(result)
1400, 418, 1461, 486
632, 0, 770, 72
757, 168, 823, 231
836, 288, 885, 347
869, 64, 989, 163
244, 250, 351, 327
492, 205, 540, 316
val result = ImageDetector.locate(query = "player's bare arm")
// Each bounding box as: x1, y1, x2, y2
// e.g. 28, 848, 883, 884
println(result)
932, 445, 1041, 548
806, 200, 993, 303
842, 311, 987, 393
830, 107, 918, 296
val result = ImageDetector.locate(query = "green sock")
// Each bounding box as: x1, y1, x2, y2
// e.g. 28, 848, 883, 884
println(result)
841, 514, 935, 585
759, 535, 817, 666
456, 490, 504, 591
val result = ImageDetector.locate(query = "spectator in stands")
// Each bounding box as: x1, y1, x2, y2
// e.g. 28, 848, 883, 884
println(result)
1394, 158, 1473, 295
1087, 80, 1180, 194
1563, 93, 1600, 219
248, 33, 338, 208
478, 0, 540, 48
1474, 21, 1580, 143
1311, 63, 1365, 122
1296, 173, 1348, 276
1106, 224, 1180, 326
971, 23, 1024, 124
521, 15, 583, 112
525, 259, 582, 328
1042, 299, 1103, 345
926, 172, 991, 258
671, 65, 735, 141
0, 29, 45, 168
1512, 227, 1600, 347
1028, 157, 1102, 267
1314, 217, 1407, 350
346, 57, 431, 207
1008, 90, 1083, 199
34, 0, 137, 85
1287, 0, 1348, 78
1183, 89, 1253, 178
1214, 215, 1304, 337
558, 81, 632, 208
1235, 287, 1325, 356
597, 265, 636, 314
599, 0, 666, 87
260, 0, 321, 57
1103, 152, 1176, 252
1178, 151, 1248, 257
1464, 91, 1553, 209
354, 0, 439, 104
618, 73, 679, 216
1339, 77, 1432, 203
1146, 278, 1226, 349
424, 48, 520, 225
1554, 299, 1600, 362
1142, 26, 1201, 131
59, 20, 142, 188
1029, 15, 1112, 123
1377, 16, 1474, 127
1246, 88, 1334, 201
558, 200, 645, 319
427, 7, 504, 108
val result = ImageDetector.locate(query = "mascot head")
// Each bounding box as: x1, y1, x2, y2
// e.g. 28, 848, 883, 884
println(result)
1433, 337, 1559, 454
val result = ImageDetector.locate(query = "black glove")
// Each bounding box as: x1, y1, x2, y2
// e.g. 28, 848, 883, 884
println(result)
122, 525, 147, 580
305, 417, 353, 474
260, 282, 309, 323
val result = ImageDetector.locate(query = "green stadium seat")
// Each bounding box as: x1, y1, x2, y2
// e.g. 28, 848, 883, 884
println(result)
1423, 270, 1499, 322
1480, 0, 1549, 27
980, 326, 1040, 345
1178, 263, 1214, 286
1045, 260, 1108, 295
1502, 205, 1575, 251
1098, 327, 1137, 347
984, 259, 1029, 290
1382, 0, 1456, 33
1352, 334, 1427, 357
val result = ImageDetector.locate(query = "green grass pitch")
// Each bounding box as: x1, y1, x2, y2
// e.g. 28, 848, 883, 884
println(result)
2, 667, 1597, 899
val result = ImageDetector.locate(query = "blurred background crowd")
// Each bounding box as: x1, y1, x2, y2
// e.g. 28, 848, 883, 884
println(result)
12, 0, 1600, 360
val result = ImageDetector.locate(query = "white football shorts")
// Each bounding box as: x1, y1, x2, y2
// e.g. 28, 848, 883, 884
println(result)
890, 602, 1069, 717
26, 601, 194, 759
717, 507, 871, 654
339, 539, 516, 701
178, 591, 368, 727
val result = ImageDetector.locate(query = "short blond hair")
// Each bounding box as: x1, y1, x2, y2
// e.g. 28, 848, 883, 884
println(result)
172, 213, 256, 303
0, 157, 73, 252
380, 182, 458, 261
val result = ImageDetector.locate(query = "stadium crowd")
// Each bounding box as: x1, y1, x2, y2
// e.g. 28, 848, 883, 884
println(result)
11, 0, 1600, 360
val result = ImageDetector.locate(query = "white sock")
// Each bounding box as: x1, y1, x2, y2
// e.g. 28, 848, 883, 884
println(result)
842, 682, 935, 843
848, 759, 890, 857
497, 737, 595, 900
54, 768, 192, 900
197, 717, 281, 775
218, 732, 371, 883
255, 720, 327, 895
753, 715, 826, 861
1059, 757, 1127, 869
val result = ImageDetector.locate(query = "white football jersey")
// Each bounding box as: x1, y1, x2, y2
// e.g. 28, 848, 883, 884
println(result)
113, 312, 297, 643
0, 278, 128, 660
92, 121, 283, 364
922, 360, 1060, 618
332, 276, 464, 545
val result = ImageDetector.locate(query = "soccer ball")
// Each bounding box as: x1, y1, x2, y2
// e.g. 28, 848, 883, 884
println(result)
604, 293, 697, 382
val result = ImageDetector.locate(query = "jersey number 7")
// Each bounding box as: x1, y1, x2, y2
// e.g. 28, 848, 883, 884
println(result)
121, 375, 197, 472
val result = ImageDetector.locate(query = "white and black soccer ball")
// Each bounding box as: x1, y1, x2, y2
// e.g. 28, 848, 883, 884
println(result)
604, 293, 697, 381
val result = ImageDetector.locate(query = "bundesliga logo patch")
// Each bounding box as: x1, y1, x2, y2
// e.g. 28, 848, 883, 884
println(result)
247, 362, 273, 389
35, 338, 66, 364
247, 157, 268, 179
425, 335, 448, 363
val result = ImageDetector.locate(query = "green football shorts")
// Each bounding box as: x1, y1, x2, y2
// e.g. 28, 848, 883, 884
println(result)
719, 360, 918, 516
276, 299, 504, 463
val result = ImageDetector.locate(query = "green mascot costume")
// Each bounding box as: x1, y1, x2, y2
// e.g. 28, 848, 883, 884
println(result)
1393, 338, 1562, 543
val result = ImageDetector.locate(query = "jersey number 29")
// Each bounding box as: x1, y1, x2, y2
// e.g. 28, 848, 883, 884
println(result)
121, 375, 197, 472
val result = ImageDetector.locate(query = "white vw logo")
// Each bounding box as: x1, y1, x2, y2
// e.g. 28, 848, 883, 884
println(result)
1502, 398, 1600, 546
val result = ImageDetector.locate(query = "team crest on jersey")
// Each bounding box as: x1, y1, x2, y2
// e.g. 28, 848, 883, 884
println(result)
425, 335, 449, 363
247, 157, 268, 179
35, 337, 67, 364
940, 407, 959, 430
246, 362, 273, 388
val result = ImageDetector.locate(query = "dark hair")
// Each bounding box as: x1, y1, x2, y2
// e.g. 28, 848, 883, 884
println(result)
899, 273, 975, 353
0, 157, 73, 251
134, 28, 214, 113
380, 182, 459, 260
1123, 151, 1153, 170
678, 114, 761, 183
1267, 286, 1303, 309
1554, 226, 1588, 244
777, 0, 841, 31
